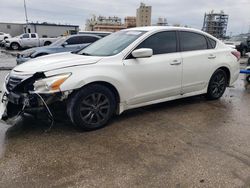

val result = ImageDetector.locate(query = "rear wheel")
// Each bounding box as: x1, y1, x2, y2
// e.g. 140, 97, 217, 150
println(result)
10, 42, 20, 50
67, 84, 116, 131
206, 69, 227, 100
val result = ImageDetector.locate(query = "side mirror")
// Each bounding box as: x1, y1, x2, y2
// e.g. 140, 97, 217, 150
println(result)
62, 42, 68, 47
132, 48, 153, 58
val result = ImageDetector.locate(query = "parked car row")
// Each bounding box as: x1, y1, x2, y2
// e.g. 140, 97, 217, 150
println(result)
0, 26, 240, 131
0, 31, 111, 64
4, 33, 58, 50
224, 35, 250, 56
16, 34, 102, 64
0, 32, 11, 42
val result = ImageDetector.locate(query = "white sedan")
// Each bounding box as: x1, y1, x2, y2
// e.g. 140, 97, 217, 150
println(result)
1, 26, 240, 131
0, 32, 11, 41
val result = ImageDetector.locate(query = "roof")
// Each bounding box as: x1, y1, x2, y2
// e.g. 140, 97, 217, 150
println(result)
125, 26, 202, 32
124, 26, 219, 41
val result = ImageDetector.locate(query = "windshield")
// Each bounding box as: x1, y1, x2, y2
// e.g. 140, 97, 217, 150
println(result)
50, 36, 67, 46
78, 30, 146, 56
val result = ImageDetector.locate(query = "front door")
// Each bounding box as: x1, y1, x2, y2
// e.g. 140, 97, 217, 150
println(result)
123, 31, 182, 106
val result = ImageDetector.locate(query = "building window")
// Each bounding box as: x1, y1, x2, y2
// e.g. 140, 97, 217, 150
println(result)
7, 25, 11, 29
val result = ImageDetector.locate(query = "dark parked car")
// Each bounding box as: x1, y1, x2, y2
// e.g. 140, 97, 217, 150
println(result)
16, 34, 101, 64
224, 35, 250, 56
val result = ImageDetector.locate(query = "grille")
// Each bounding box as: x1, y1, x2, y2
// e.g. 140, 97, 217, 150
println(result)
6, 76, 23, 91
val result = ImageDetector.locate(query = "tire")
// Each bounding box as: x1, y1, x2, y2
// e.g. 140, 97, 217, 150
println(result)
44, 41, 51, 46
206, 69, 227, 100
10, 42, 20, 50
67, 84, 116, 131
246, 75, 250, 83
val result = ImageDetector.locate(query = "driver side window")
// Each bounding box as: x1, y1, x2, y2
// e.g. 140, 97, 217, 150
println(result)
136, 31, 177, 55
22, 34, 29, 38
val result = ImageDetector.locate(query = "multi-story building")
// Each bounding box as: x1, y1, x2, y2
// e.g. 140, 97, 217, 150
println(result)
85, 15, 127, 32
136, 3, 152, 27
202, 10, 229, 39
125, 16, 136, 28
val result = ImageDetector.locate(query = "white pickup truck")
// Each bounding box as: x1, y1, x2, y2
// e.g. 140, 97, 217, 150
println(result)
5, 33, 58, 50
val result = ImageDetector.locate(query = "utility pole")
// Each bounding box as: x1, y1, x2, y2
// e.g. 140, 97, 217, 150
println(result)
24, 0, 29, 33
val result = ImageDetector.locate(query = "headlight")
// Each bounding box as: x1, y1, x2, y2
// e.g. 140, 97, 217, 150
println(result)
21, 50, 36, 58
33, 73, 71, 93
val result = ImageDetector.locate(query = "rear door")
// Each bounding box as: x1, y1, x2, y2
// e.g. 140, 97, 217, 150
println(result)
123, 31, 182, 105
30, 33, 39, 47
179, 31, 216, 94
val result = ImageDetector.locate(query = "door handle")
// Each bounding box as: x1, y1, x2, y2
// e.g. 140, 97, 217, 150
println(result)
208, 54, 216, 59
170, 60, 181, 65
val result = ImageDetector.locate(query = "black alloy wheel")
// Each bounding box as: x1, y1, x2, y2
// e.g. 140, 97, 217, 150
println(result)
67, 84, 116, 131
206, 69, 227, 100
80, 93, 110, 125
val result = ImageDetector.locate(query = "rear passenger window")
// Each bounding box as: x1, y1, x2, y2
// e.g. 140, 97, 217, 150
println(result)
31, 34, 36, 38
66, 36, 79, 45
66, 36, 99, 45
137, 31, 177, 55
80, 36, 99, 43
207, 37, 216, 49
180, 31, 208, 51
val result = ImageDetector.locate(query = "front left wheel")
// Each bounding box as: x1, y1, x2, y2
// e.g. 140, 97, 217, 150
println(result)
67, 84, 116, 131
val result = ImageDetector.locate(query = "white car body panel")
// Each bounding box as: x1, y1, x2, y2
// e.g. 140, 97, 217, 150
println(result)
0, 32, 11, 41
2, 26, 240, 116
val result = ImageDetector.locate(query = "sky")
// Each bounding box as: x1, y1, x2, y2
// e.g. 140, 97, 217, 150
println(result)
0, 0, 250, 35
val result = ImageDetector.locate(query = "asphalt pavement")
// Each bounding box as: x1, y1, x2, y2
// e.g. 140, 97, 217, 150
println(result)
0, 51, 250, 188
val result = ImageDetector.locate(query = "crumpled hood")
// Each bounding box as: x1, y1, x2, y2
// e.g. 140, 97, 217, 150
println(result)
14, 52, 103, 73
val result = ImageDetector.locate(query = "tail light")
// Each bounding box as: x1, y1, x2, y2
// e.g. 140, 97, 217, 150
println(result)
231, 51, 241, 61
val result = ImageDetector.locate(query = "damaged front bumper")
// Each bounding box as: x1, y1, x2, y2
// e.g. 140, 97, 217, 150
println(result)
0, 84, 66, 119
0, 72, 72, 120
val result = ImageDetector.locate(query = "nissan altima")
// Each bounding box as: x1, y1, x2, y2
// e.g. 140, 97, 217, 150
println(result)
0, 26, 240, 131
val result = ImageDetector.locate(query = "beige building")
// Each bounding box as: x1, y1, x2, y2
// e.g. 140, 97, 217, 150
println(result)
136, 3, 152, 27
93, 25, 127, 32
86, 15, 127, 32
125, 16, 136, 28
